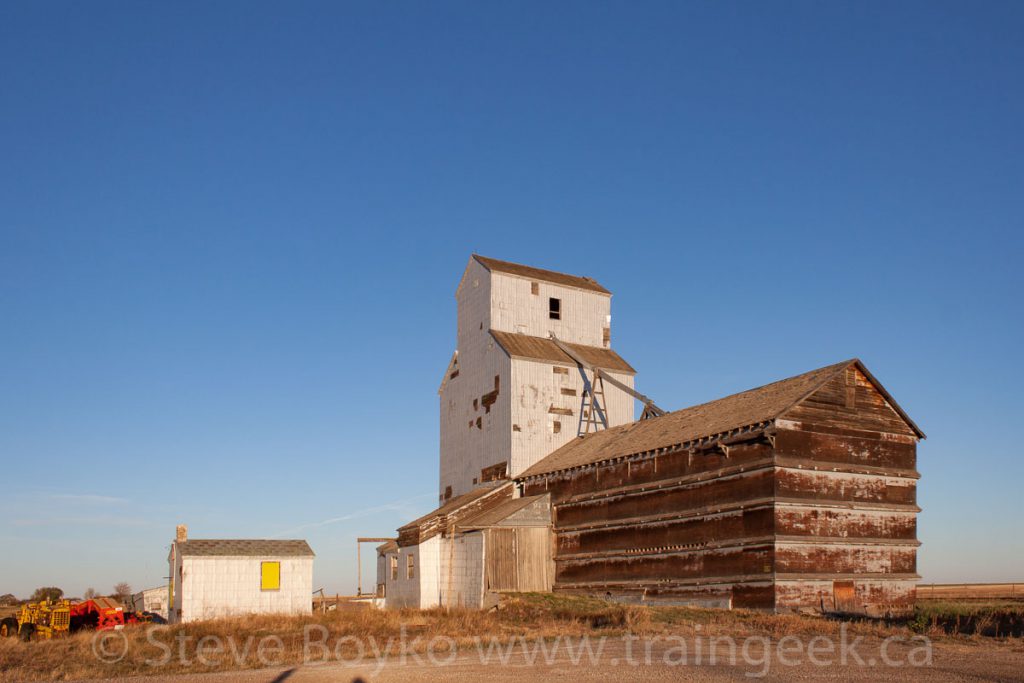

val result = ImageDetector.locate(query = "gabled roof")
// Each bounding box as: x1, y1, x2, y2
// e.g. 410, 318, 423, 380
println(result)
176, 539, 314, 557
472, 254, 611, 295
519, 359, 924, 478
490, 331, 635, 374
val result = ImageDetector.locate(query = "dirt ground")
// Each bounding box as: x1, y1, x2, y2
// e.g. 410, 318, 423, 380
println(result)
81, 636, 1024, 683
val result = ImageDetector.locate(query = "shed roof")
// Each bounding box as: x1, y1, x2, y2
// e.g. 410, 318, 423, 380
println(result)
176, 539, 314, 557
519, 359, 924, 478
490, 331, 635, 374
473, 254, 611, 295
397, 483, 510, 533
458, 494, 549, 529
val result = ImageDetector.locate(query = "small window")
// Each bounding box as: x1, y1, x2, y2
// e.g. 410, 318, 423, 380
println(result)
552, 420, 561, 434
549, 297, 561, 320
390, 555, 398, 581
261, 561, 280, 591
531, 282, 539, 295
407, 554, 415, 579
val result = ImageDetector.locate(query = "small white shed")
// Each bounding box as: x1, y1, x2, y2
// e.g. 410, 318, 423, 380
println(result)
127, 585, 169, 620
168, 526, 314, 623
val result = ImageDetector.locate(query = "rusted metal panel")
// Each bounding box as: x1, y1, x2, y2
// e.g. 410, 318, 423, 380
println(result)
559, 506, 774, 556
519, 441, 771, 501
775, 579, 916, 616
732, 583, 775, 609
555, 464, 776, 527
556, 544, 774, 584
775, 505, 917, 540
775, 542, 917, 575
775, 468, 917, 507
774, 426, 917, 472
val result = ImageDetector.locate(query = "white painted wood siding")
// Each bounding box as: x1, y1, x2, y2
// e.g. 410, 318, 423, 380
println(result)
489, 272, 611, 347
175, 556, 313, 623
441, 257, 634, 498
510, 359, 635, 476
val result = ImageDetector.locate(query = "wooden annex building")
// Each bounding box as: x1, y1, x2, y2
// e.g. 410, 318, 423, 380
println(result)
517, 358, 925, 615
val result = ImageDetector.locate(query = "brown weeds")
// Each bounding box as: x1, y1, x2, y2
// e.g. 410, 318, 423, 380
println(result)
0, 594, 1008, 682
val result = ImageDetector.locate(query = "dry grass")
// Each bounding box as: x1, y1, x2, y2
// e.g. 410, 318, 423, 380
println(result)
908, 601, 1024, 637
0, 594, 1016, 682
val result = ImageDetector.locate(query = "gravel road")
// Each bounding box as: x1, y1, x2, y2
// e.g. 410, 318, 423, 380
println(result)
84, 635, 1024, 683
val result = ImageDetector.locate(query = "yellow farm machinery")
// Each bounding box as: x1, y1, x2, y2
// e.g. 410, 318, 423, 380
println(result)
1, 599, 72, 641
0, 596, 142, 641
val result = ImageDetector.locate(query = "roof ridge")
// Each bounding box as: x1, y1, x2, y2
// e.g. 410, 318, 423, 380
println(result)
472, 254, 611, 294
518, 358, 915, 479
714, 358, 856, 417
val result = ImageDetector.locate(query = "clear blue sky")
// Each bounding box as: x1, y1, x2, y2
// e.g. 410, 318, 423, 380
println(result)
1, 1, 1021, 598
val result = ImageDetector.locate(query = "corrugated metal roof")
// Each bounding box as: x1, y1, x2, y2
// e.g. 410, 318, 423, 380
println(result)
519, 359, 922, 478
176, 539, 314, 557
473, 255, 611, 294
490, 331, 636, 374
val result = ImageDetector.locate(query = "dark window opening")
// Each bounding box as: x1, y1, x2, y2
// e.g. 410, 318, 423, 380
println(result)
549, 297, 561, 320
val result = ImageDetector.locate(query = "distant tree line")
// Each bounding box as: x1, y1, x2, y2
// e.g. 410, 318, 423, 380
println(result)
1, 583, 134, 606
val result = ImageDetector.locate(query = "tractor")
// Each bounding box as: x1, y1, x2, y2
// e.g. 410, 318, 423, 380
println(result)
0, 596, 153, 641
0, 599, 72, 641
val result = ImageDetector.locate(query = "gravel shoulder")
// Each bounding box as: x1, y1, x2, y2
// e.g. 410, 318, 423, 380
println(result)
83, 636, 1024, 683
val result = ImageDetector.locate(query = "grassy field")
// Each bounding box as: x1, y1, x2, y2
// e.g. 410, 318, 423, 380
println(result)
0, 594, 1022, 682
916, 583, 1024, 602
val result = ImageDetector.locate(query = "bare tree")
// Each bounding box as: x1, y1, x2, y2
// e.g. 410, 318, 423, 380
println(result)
0, 594, 17, 606
83, 587, 97, 600
112, 582, 132, 601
